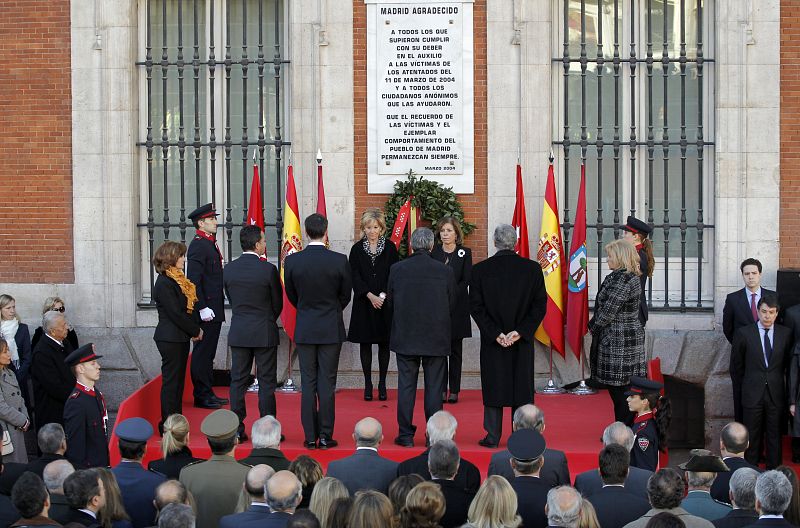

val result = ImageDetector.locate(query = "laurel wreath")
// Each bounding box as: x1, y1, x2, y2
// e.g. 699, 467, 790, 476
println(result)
384, 170, 476, 257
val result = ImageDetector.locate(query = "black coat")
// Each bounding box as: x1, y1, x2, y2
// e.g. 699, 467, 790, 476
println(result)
396, 448, 481, 493
637, 247, 650, 325
786, 306, 800, 436
0, 453, 67, 494
587, 485, 652, 528
488, 447, 570, 489
31, 336, 75, 429
152, 274, 202, 343
470, 250, 547, 407
433, 478, 476, 528
731, 323, 792, 409
723, 288, 776, 344
8, 323, 32, 383
186, 233, 225, 322
238, 447, 291, 471
147, 447, 204, 479
710, 457, 761, 504
62, 509, 101, 528
573, 466, 653, 500
712, 510, 759, 528
223, 254, 283, 348
32, 326, 79, 353
512, 476, 552, 528
284, 245, 352, 344
326, 448, 399, 495
387, 250, 456, 357
347, 239, 399, 343
63, 386, 109, 469
431, 244, 473, 339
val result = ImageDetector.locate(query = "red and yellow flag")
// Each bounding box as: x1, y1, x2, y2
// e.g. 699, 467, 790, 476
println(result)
280, 164, 302, 341
534, 161, 566, 356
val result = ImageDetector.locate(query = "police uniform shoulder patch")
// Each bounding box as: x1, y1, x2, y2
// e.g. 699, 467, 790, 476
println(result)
69, 390, 80, 399
182, 459, 204, 469
637, 436, 650, 451
149, 467, 167, 477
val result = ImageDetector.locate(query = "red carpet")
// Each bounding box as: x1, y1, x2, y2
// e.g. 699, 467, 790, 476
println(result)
110, 374, 613, 478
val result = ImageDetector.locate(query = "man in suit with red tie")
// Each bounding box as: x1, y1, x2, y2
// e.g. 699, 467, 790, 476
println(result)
723, 258, 776, 423
731, 294, 792, 469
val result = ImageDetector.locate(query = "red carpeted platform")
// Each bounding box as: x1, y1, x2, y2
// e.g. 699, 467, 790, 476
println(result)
110, 372, 614, 478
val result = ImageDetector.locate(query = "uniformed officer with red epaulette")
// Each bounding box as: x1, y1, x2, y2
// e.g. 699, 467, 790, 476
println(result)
627, 376, 670, 472
63, 343, 110, 469
186, 203, 228, 410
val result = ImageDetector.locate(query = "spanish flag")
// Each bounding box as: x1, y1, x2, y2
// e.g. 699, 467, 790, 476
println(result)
534, 160, 566, 356
280, 164, 303, 341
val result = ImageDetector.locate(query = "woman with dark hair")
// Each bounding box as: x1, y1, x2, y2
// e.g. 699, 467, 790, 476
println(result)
348, 208, 399, 401
389, 474, 426, 515
152, 241, 203, 433
97, 468, 133, 528
621, 216, 655, 326
399, 482, 445, 528
289, 455, 324, 510
627, 376, 672, 472
350, 490, 397, 528
776, 466, 800, 527
431, 216, 471, 404
589, 239, 647, 424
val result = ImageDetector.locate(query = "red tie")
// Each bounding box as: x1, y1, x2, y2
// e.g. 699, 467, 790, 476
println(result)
750, 293, 758, 322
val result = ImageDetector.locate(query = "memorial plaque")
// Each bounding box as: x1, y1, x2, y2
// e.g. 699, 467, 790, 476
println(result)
366, 0, 474, 193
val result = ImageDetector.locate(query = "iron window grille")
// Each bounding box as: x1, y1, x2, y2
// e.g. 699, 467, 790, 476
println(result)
136, 0, 289, 304
554, 0, 715, 311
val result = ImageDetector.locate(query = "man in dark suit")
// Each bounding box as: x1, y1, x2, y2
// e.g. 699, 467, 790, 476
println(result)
470, 224, 547, 446
723, 258, 776, 423
396, 410, 481, 493
224, 225, 283, 440
574, 421, 653, 499
220, 464, 275, 528
111, 418, 166, 528
62, 468, 105, 528
31, 310, 75, 431
488, 404, 570, 487
746, 470, 796, 528
284, 213, 352, 449
387, 227, 456, 447
186, 203, 228, 410
783, 304, 800, 462
239, 416, 291, 470
711, 422, 762, 504
327, 417, 398, 495
43, 459, 75, 524
713, 468, 760, 528
506, 428, 553, 528
63, 344, 109, 469
586, 444, 651, 528
0, 422, 68, 494
240, 470, 302, 528
731, 294, 792, 469
428, 440, 475, 528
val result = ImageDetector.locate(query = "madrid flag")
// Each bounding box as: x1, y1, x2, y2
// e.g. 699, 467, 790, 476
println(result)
280, 164, 302, 340
565, 164, 589, 359
534, 161, 566, 356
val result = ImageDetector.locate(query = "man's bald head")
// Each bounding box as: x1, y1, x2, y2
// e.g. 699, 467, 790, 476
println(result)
265, 470, 302, 513
245, 464, 275, 499
513, 404, 545, 432
43, 459, 75, 494
426, 411, 457, 445
354, 417, 383, 448
721, 422, 749, 456
154, 480, 189, 511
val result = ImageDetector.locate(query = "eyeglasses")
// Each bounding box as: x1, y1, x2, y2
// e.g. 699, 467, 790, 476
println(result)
51, 307, 65, 313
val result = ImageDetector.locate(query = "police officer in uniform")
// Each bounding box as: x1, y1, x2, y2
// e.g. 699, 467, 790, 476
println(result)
621, 216, 654, 326
112, 417, 166, 528
186, 203, 228, 409
627, 377, 669, 472
507, 428, 552, 528
63, 344, 109, 469
179, 409, 249, 528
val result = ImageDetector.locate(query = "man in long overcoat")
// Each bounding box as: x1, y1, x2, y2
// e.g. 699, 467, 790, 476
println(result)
469, 224, 547, 447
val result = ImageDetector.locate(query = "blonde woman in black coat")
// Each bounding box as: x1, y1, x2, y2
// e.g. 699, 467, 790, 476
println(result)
152, 241, 203, 433
431, 216, 472, 404
348, 208, 399, 401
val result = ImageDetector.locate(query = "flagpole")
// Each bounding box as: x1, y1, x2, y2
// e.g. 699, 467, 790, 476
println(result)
538, 344, 566, 394
570, 341, 596, 395
278, 340, 301, 393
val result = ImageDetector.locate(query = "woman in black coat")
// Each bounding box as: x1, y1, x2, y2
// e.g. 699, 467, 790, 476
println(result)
148, 413, 204, 477
431, 216, 472, 404
152, 240, 203, 432
348, 208, 399, 401
588, 239, 646, 425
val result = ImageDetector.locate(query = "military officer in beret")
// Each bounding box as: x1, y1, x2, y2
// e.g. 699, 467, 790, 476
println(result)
112, 417, 166, 528
679, 449, 732, 521
63, 344, 109, 469
507, 428, 552, 528
621, 215, 655, 326
179, 409, 249, 528
627, 376, 671, 472
186, 203, 228, 410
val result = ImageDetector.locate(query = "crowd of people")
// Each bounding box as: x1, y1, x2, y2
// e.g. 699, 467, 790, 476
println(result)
0, 409, 797, 528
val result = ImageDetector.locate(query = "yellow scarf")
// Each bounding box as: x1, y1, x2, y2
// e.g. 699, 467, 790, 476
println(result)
165, 267, 198, 313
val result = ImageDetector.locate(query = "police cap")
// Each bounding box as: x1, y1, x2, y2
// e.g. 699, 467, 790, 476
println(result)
115, 417, 154, 443
507, 428, 546, 462
625, 376, 663, 396
64, 343, 102, 368
621, 216, 653, 236
187, 203, 219, 222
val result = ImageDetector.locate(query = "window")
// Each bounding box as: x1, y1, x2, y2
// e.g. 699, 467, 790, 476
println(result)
554, 0, 714, 310
137, 0, 288, 302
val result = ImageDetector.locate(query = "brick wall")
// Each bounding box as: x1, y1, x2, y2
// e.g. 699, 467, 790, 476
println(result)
781, 2, 800, 268
353, 1, 488, 261
0, 0, 74, 283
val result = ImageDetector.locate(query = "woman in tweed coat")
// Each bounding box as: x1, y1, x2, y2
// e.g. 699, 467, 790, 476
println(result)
0, 336, 30, 463
589, 239, 646, 425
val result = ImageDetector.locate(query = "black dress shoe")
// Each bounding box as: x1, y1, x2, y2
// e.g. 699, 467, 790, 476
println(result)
394, 436, 414, 447
378, 385, 387, 401
447, 392, 459, 404
478, 437, 499, 448
212, 395, 229, 405
305, 441, 317, 450
318, 438, 338, 449
194, 398, 222, 409
364, 387, 373, 401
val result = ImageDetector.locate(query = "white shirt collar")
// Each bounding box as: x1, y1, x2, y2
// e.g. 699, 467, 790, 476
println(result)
308, 241, 326, 246
356, 446, 378, 453
79, 509, 98, 519
46, 334, 64, 346
250, 501, 270, 508
242, 251, 261, 257
760, 515, 784, 519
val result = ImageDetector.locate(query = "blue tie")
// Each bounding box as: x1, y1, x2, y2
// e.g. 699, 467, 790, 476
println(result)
764, 329, 773, 366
